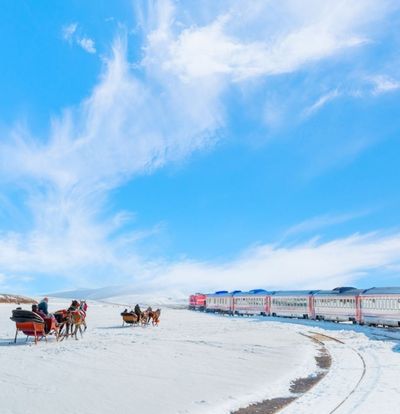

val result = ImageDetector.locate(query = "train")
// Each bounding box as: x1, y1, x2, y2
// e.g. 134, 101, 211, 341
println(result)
188, 287, 400, 327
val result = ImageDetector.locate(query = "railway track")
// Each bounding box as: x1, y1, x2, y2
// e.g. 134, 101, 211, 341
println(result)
303, 332, 367, 414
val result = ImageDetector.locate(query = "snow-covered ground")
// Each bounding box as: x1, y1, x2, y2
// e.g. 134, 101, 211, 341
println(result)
1, 299, 399, 414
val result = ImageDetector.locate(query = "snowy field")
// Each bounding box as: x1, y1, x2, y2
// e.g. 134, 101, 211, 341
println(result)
1, 299, 400, 414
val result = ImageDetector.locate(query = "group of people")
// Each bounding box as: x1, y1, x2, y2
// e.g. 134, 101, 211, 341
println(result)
123, 304, 152, 321
31, 297, 52, 318
31, 297, 88, 321
122, 304, 161, 326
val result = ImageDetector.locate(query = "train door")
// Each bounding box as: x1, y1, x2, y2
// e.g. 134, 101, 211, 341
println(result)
265, 296, 271, 315
355, 295, 362, 323
308, 295, 315, 319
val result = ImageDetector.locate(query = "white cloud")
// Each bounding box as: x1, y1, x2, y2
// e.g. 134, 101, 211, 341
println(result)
144, 0, 390, 81
62, 23, 78, 42
77, 37, 96, 54
62, 23, 96, 54
283, 211, 371, 238
0, 35, 223, 286
151, 232, 400, 293
302, 89, 340, 118
370, 75, 400, 95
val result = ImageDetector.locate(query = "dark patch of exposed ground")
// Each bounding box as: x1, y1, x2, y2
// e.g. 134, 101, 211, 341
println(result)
232, 342, 332, 414
233, 397, 297, 414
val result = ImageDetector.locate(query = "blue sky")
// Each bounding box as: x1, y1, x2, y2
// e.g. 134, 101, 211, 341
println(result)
1, 0, 400, 295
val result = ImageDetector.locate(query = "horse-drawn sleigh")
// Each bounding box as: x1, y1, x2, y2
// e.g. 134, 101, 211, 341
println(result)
121, 307, 161, 327
10, 300, 88, 344
54, 300, 87, 340
10, 309, 60, 344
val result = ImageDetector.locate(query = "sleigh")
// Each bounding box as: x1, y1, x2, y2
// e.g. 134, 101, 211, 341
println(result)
11, 309, 59, 344
121, 311, 139, 326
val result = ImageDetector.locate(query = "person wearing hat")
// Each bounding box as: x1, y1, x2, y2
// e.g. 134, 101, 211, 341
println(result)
32, 303, 46, 319
38, 297, 49, 315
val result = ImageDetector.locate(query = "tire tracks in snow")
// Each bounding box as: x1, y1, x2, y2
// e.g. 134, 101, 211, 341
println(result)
280, 331, 370, 414
307, 332, 367, 414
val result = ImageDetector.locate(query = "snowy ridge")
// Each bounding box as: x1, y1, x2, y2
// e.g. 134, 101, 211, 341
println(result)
48, 286, 188, 307
0, 293, 37, 304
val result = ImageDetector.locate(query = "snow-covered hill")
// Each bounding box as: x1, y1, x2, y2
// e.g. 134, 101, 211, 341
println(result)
47, 286, 188, 307
0, 293, 37, 304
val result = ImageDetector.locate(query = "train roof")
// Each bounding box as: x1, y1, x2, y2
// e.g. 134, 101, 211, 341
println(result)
234, 289, 271, 296
272, 290, 318, 296
361, 287, 400, 295
206, 291, 232, 297
314, 287, 362, 296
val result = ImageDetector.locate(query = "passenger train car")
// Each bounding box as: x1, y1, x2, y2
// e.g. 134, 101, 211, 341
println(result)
270, 290, 317, 319
313, 287, 362, 323
360, 287, 400, 327
190, 286, 400, 327
233, 289, 270, 316
205, 291, 236, 314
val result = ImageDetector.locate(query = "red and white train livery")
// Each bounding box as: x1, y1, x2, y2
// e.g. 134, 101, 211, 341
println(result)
189, 287, 400, 327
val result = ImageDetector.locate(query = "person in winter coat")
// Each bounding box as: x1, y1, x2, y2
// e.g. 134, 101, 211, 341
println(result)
134, 304, 141, 321
38, 297, 49, 315
32, 304, 46, 319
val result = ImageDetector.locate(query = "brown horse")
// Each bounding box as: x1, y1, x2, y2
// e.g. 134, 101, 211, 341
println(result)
148, 309, 161, 326
68, 309, 86, 340
140, 311, 150, 325
54, 309, 72, 338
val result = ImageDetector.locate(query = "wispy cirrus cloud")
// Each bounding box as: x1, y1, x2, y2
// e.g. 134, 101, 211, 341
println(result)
0, 33, 223, 287
283, 210, 372, 238
302, 89, 340, 118
370, 75, 400, 95
62, 23, 78, 43
62, 22, 96, 54
144, 0, 390, 81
